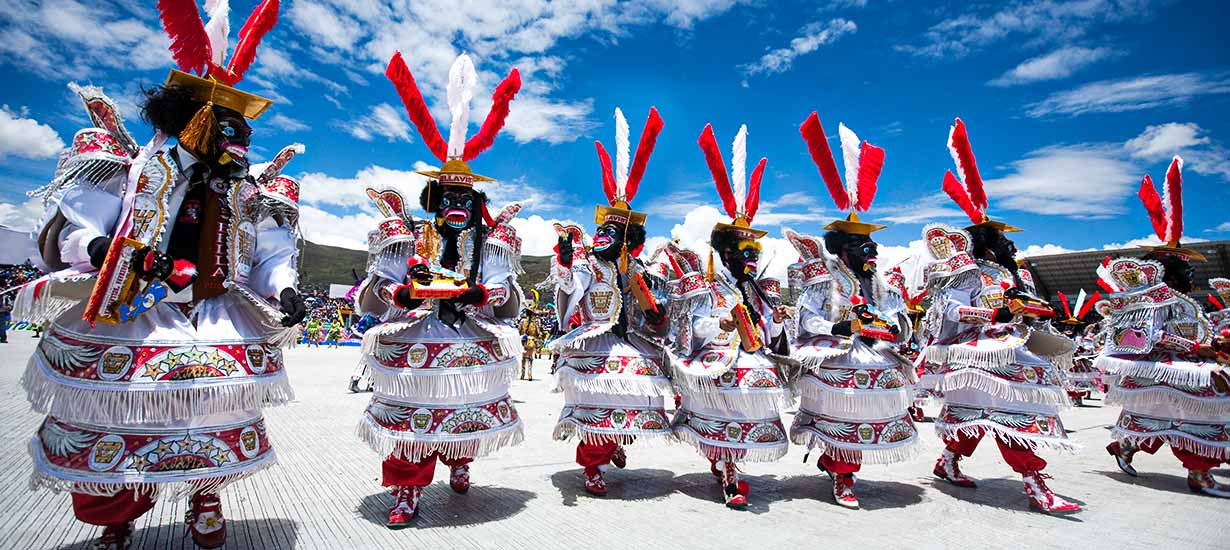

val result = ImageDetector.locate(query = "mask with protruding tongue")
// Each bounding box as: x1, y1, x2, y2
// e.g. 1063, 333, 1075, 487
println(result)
443, 207, 469, 229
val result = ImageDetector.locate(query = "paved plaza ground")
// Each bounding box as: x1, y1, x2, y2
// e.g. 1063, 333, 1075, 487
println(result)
0, 332, 1226, 549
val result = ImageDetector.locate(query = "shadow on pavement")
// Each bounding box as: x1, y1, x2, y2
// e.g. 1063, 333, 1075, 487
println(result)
549, 468, 677, 506
55, 518, 300, 550
671, 472, 922, 514
357, 483, 535, 529
924, 477, 1086, 522
1091, 468, 1230, 497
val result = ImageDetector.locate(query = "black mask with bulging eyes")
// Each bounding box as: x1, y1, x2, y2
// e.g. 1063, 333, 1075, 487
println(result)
712, 229, 761, 282
206, 107, 252, 179
592, 222, 625, 261
823, 230, 880, 277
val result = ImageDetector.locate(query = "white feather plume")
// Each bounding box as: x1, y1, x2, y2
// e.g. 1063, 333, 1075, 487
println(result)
446, 53, 478, 159
1073, 289, 1087, 318
203, 0, 231, 67
731, 124, 748, 213
614, 107, 630, 197
838, 122, 861, 208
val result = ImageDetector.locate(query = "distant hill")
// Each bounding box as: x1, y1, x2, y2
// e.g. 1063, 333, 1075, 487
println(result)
299, 240, 552, 292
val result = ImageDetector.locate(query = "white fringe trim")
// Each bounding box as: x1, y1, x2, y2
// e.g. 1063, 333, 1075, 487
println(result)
554, 369, 675, 399
1096, 355, 1212, 388
671, 426, 789, 464
552, 422, 671, 445
788, 429, 922, 465
674, 381, 790, 419
935, 369, 1070, 408
934, 420, 1080, 454
367, 358, 515, 400
1105, 387, 1230, 419
1111, 428, 1230, 461
794, 348, 855, 371
794, 380, 914, 419
28, 440, 277, 500
355, 415, 524, 462
22, 357, 295, 425
12, 281, 79, 326
926, 344, 1017, 369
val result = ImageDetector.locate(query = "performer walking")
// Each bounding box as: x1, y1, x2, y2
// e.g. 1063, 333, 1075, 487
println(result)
1101, 157, 1230, 497
918, 118, 1080, 514
667, 123, 792, 509
549, 107, 671, 496
18, 2, 305, 547
354, 51, 526, 527
785, 113, 918, 509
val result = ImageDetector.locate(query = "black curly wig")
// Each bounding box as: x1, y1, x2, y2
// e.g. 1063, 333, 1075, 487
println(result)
968, 225, 999, 259
619, 222, 647, 251
141, 85, 204, 137
822, 229, 865, 256
710, 227, 741, 256
1143, 251, 1196, 293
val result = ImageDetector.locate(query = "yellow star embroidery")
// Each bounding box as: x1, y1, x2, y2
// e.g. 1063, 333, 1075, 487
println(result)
178, 435, 197, 454
127, 454, 150, 471
152, 440, 175, 458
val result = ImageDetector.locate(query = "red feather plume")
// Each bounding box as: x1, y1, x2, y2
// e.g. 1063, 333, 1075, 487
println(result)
595, 141, 617, 206
746, 157, 767, 221
855, 141, 884, 211
157, 0, 212, 75
222, 0, 280, 85
800, 112, 848, 211
1057, 290, 1072, 318
464, 68, 521, 161
625, 107, 664, 203
942, 170, 982, 225
1138, 174, 1167, 242
1208, 294, 1226, 311
948, 118, 987, 211
1077, 291, 1102, 319
385, 52, 448, 162
698, 124, 737, 219
1164, 156, 1183, 242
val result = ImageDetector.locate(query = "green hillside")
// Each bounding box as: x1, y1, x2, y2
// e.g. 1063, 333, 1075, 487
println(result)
299, 240, 552, 291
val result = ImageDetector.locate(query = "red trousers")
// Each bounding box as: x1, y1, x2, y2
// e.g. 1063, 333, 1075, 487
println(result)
71, 491, 156, 527
820, 455, 860, 475
943, 429, 1047, 474
576, 441, 619, 473
382, 454, 473, 487
1135, 439, 1223, 471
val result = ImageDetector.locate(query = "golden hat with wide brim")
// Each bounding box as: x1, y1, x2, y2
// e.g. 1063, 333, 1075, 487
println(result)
595, 201, 647, 226
165, 70, 273, 120
965, 214, 1023, 233
711, 217, 767, 240
1139, 240, 1207, 262
415, 159, 496, 187
824, 211, 888, 235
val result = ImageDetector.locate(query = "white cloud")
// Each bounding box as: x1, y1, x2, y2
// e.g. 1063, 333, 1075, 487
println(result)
344, 103, 412, 143
285, 0, 762, 146
0, 105, 64, 160
509, 214, 580, 256
738, 19, 857, 84
1206, 222, 1230, 234
0, 196, 46, 231
988, 46, 1114, 86
0, 0, 170, 80
986, 143, 1137, 218
1124, 122, 1230, 180
877, 193, 969, 224
265, 113, 311, 133
898, 0, 1155, 59
1026, 72, 1230, 117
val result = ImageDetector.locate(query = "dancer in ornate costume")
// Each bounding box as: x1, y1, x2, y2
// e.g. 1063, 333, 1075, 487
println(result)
354, 51, 526, 527
666, 123, 792, 509
918, 118, 1080, 514
785, 113, 918, 509
1102, 156, 1230, 497
1056, 290, 1103, 406
17, 2, 304, 547
549, 107, 671, 496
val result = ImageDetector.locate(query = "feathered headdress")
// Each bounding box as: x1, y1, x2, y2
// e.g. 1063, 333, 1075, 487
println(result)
1137, 156, 1205, 261
157, 0, 278, 120
1057, 288, 1101, 324
939, 117, 1021, 233
594, 107, 664, 227
698, 123, 768, 239
385, 51, 521, 187
799, 112, 887, 235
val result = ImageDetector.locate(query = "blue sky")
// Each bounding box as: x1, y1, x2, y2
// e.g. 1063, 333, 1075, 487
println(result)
1, 0, 1228, 274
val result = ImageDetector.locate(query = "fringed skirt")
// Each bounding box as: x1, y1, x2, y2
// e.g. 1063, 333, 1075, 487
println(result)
553, 332, 672, 444
22, 295, 293, 499
671, 350, 791, 463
